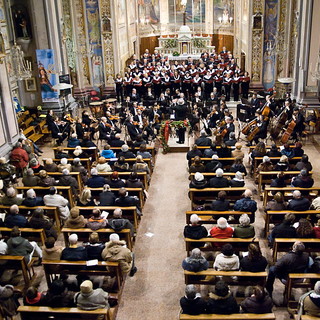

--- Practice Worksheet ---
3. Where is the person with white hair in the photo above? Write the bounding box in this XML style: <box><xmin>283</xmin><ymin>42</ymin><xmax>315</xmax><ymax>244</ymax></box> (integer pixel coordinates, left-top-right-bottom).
<box><xmin>182</xmin><ymin>248</ymin><xmax>209</xmax><ymax>280</ymax></box>
<box><xmin>99</xmin><ymin>184</ymin><xmax>116</xmax><ymax>206</ymax></box>
<box><xmin>266</xmin><ymin>241</ymin><xmax>311</xmax><ymax>296</ymax></box>
<box><xmin>233</xmin><ymin>189</ymin><xmax>257</xmax><ymax>215</ymax></box>
<box><xmin>287</xmin><ymin>190</ymin><xmax>311</xmax><ymax>211</ymax></box>
<box><xmin>209</xmin><ymin>168</ymin><xmax>229</xmax><ymax>188</ymax></box>
<box><xmin>22</xmin><ymin>188</ymin><xmax>44</xmax><ymax>207</ymax></box>
<box><xmin>184</xmin><ymin>214</ymin><xmax>208</xmax><ymax>241</ymax></box>
<box><xmin>101</xmin><ymin>233</ymin><xmax>137</xmax><ymax>276</ymax></box>
<box><xmin>189</xmin><ymin>172</ymin><xmax>208</xmax><ymax>189</ymax></box>
<box><xmin>225</xmin><ymin>132</ymin><xmax>237</xmax><ymax>146</ymax></box>
<box><xmin>43</xmin><ymin>187</ymin><xmax>70</xmax><ymax>220</ymax></box>
<box><xmin>195</xmin><ymin>130</ymin><xmax>212</xmax><ymax>146</ymax></box>
<box><xmin>109</xmin><ymin>133</ymin><xmax>125</xmax><ymax>147</ymax></box>
<box><xmin>67</xmin><ymin>133</ymin><xmax>81</xmax><ymax>148</ymax></box>
<box><xmin>180</xmin><ymin>284</ymin><xmax>207</xmax><ymax>315</ymax></box>
<box><xmin>204</xmin><ymin>154</ymin><xmax>223</xmax><ymax>173</ymax></box>
<box><xmin>233</xmin><ymin>214</ymin><xmax>255</xmax><ymax>238</ymax></box>
<box><xmin>297</xmin><ymin>281</ymin><xmax>320</xmax><ymax>317</ymax></box>
<box><xmin>117</xmin><ymin>144</ymin><xmax>136</xmax><ymax>159</ymax></box>
<box><xmin>229</xmin><ymin>171</ymin><xmax>245</xmax><ymax>187</ymax></box>
<box><xmin>4</xmin><ymin>204</ymin><xmax>28</xmax><ymax>228</ymax></box>
<box><xmin>57</xmin><ymin>158</ymin><xmax>71</xmax><ymax>173</ymax></box>
<box><xmin>0</xmin><ymin>187</ymin><xmax>24</xmax><ymax>206</ymax></box>
<box><xmin>210</xmin><ymin>217</ymin><xmax>233</xmax><ymax>238</ymax></box>
<box><xmin>86</xmin><ymin>168</ymin><xmax>107</xmax><ymax>188</ymax></box>
<box><xmin>107</xmin><ymin>208</ymin><xmax>134</xmax><ymax>236</ymax></box>
<box><xmin>22</xmin><ymin>168</ymin><xmax>40</xmax><ymax>187</ymax></box>
<box><xmin>61</xmin><ymin>233</ymin><xmax>87</xmax><ymax>261</ymax></box>
<box><xmin>256</xmin><ymin>155</ymin><xmax>274</xmax><ymax>176</ymax></box>
<box><xmin>291</xmin><ymin>169</ymin><xmax>314</xmax><ymax>188</ymax></box>
<box><xmin>58</xmin><ymin>168</ymin><xmax>79</xmax><ymax>194</ymax></box>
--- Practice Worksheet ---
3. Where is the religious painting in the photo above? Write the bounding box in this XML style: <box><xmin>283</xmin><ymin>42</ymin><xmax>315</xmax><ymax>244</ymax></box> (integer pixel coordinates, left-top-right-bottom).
<box><xmin>85</xmin><ymin>0</ymin><xmax>104</xmax><ymax>89</ymax></box>
<box><xmin>138</xmin><ymin>0</ymin><xmax>160</xmax><ymax>24</ymax></box>
<box><xmin>36</xmin><ymin>49</ymin><xmax>59</xmax><ymax>102</ymax></box>
<box><xmin>169</xmin><ymin>0</ymin><xmax>205</xmax><ymax>24</ymax></box>
<box><xmin>11</xmin><ymin>4</ymin><xmax>32</xmax><ymax>39</ymax></box>
<box><xmin>25</xmin><ymin>77</ymin><xmax>37</xmax><ymax>92</ymax></box>
<box><xmin>253</xmin><ymin>13</ymin><xmax>263</xmax><ymax>30</ymax></box>
<box><xmin>262</xmin><ymin>0</ymin><xmax>278</xmax><ymax>90</ymax></box>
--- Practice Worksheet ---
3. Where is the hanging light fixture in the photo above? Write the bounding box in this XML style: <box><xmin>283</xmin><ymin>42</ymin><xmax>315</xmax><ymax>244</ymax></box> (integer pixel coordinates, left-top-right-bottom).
<box><xmin>218</xmin><ymin>0</ymin><xmax>233</xmax><ymax>25</ymax></box>
<box><xmin>10</xmin><ymin>42</ymin><xmax>32</xmax><ymax>80</ymax></box>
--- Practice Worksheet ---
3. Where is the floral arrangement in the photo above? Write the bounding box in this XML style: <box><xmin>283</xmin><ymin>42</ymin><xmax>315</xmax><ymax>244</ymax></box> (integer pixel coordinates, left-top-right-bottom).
<box><xmin>164</xmin><ymin>39</ymin><xmax>177</xmax><ymax>49</ymax></box>
<box><xmin>159</xmin><ymin>120</ymin><xmax>190</xmax><ymax>154</ymax></box>
<box><xmin>173</xmin><ymin>51</ymin><xmax>180</xmax><ymax>56</ymax></box>
<box><xmin>192</xmin><ymin>38</ymin><xmax>206</xmax><ymax>48</ymax></box>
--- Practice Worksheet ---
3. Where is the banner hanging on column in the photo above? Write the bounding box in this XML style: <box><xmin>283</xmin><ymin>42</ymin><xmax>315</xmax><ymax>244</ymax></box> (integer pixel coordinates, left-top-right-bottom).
<box><xmin>36</xmin><ymin>49</ymin><xmax>59</xmax><ymax>102</ymax></box>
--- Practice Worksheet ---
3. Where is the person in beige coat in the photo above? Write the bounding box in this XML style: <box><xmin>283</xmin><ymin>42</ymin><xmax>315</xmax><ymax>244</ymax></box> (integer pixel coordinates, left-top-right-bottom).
<box><xmin>231</xmin><ymin>142</ymin><xmax>244</xmax><ymax>159</ymax></box>
<box><xmin>101</xmin><ymin>233</ymin><xmax>137</xmax><ymax>276</ymax></box>
<box><xmin>42</xmin><ymin>237</ymin><xmax>63</xmax><ymax>260</ymax></box>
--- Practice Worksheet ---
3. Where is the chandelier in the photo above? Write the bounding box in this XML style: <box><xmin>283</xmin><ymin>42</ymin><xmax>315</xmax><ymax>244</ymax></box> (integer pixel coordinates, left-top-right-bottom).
<box><xmin>10</xmin><ymin>42</ymin><xmax>32</xmax><ymax>80</ymax></box>
<box><xmin>218</xmin><ymin>8</ymin><xmax>233</xmax><ymax>24</ymax></box>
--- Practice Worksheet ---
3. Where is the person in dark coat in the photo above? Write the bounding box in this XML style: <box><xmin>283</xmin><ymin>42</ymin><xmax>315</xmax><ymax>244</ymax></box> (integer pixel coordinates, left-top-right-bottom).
<box><xmin>172</xmin><ymin>98</ymin><xmax>188</xmax><ymax>143</ymax></box>
<box><xmin>22</xmin><ymin>188</ymin><xmax>44</xmax><ymax>207</ymax></box>
<box><xmin>240</xmin><ymin>243</ymin><xmax>268</xmax><ymax>272</ymax></box>
<box><xmin>211</xmin><ymin>191</ymin><xmax>230</xmax><ymax>211</ymax></box>
<box><xmin>58</xmin><ymin>169</ymin><xmax>79</xmax><ymax>194</ymax></box>
<box><xmin>195</xmin><ymin>130</ymin><xmax>212</xmax><ymax>146</ymax></box>
<box><xmin>291</xmin><ymin>169</ymin><xmax>314</xmax><ymax>188</ymax></box>
<box><xmin>107</xmin><ymin>208</ymin><xmax>134</xmax><ymax>236</ymax></box>
<box><xmin>241</xmin><ymin>286</ymin><xmax>273</xmax><ymax>314</ymax></box>
<box><xmin>105</xmin><ymin>171</ymin><xmax>126</xmax><ymax>188</ymax></box>
<box><xmin>233</xmin><ymin>189</ymin><xmax>257</xmax><ymax>214</ymax></box>
<box><xmin>115</xmin><ymin>187</ymin><xmax>140</xmax><ymax>209</ymax></box>
<box><xmin>267</xmin><ymin>144</ymin><xmax>282</xmax><ymax>157</ymax></box>
<box><xmin>206</xmin><ymin>281</ymin><xmax>239</xmax><ymax>314</ymax></box>
<box><xmin>269</xmin><ymin>213</ymin><xmax>297</xmax><ymax>246</ymax></box>
<box><xmin>209</xmin><ymin>168</ymin><xmax>229</xmax><ymax>188</ymax></box>
<box><xmin>287</xmin><ymin>190</ymin><xmax>311</xmax><ymax>211</ymax></box>
<box><xmin>182</xmin><ymin>248</ymin><xmax>209</xmax><ymax>281</ymax></box>
<box><xmin>109</xmin><ymin>134</ymin><xmax>125</xmax><ymax>147</ymax></box>
<box><xmin>295</xmin><ymin>154</ymin><xmax>313</xmax><ymax>172</ymax></box>
<box><xmin>229</xmin><ymin>171</ymin><xmax>245</xmax><ymax>187</ymax></box>
<box><xmin>4</xmin><ymin>205</ymin><xmax>28</xmax><ymax>228</ymax></box>
<box><xmin>28</xmin><ymin>208</ymin><xmax>57</xmax><ymax>239</ymax></box>
<box><xmin>229</xmin><ymin>157</ymin><xmax>247</xmax><ymax>176</ymax></box>
<box><xmin>45</xmin><ymin>278</ymin><xmax>75</xmax><ymax>308</ymax></box>
<box><xmin>189</xmin><ymin>172</ymin><xmax>208</xmax><ymax>189</ymax></box>
<box><xmin>22</xmin><ymin>168</ymin><xmax>40</xmax><ymax>187</ymax></box>
<box><xmin>204</xmin><ymin>154</ymin><xmax>223</xmax><ymax>172</ymax></box>
<box><xmin>125</xmin><ymin>172</ymin><xmax>144</xmax><ymax>189</ymax></box>
<box><xmin>292</xmin><ymin>142</ymin><xmax>304</xmax><ymax>157</ymax></box>
<box><xmin>266</xmin><ymin>241</ymin><xmax>310</xmax><ymax>296</ymax></box>
<box><xmin>270</xmin><ymin>172</ymin><xmax>287</xmax><ymax>190</ymax></box>
<box><xmin>86</xmin><ymin>168</ymin><xmax>107</xmax><ymax>188</ymax></box>
<box><xmin>61</xmin><ymin>233</ymin><xmax>87</xmax><ymax>261</ymax></box>
<box><xmin>83</xmin><ymin>232</ymin><xmax>105</xmax><ymax>261</ymax></box>
<box><xmin>117</xmin><ymin>144</ymin><xmax>136</xmax><ymax>159</ymax></box>
<box><xmin>99</xmin><ymin>184</ymin><xmax>116</xmax><ymax>206</ymax></box>
<box><xmin>184</xmin><ymin>214</ymin><xmax>208</xmax><ymax>240</ymax></box>
<box><xmin>180</xmin><ymin>284</ymin><xmax>207</xmax><ymax>315</ymax></box>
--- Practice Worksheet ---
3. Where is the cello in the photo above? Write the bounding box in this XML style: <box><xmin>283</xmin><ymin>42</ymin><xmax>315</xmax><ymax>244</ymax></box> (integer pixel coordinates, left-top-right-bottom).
<box><xmin>270</xmin><ymin>108</ymin><xmax>288</xmax><ymax>140</ymax></box>
<box><xmin>280</xmin><ymin>120</ymin><xmax>296</xmax><ymax>144</ymax></box>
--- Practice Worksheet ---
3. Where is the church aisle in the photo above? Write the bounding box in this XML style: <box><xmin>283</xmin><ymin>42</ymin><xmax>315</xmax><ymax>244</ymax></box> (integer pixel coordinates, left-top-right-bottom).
<box><xmin>116</xmin><ymin>152</ymin><xmax>188</xmax><ymax>320</ymax></box>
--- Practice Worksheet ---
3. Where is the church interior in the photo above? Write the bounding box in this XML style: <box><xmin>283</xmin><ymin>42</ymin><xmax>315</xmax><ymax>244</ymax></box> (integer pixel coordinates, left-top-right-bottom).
<box><xmin>0</xmin><ymin>0</ymin><xmax>319</xmax><ymax>319</ymax></box>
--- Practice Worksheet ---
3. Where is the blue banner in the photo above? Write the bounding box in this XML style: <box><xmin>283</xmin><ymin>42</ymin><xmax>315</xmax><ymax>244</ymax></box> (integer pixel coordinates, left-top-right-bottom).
<box><xmin>36</xmin><ymin>49</ymin><xmax>59</xmax><ymax>102</ymax></box>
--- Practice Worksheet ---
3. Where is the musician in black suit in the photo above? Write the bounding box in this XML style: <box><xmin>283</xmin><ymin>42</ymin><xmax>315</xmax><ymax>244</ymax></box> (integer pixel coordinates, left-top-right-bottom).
<box><xmin>130</xmin><ymin>88</ymin><xmax>140</xmax><ymax>102</ymax></box>
<box><xmin>126</xmin><ymin>118</ymin><xmax>142</xmax><ymax>141</ymax></box>
<box><xmin>51</xmin><ymin>118</ymin><xmax>68</xmax><ymax>145</ymax></box>
<box><xmin>171</xmin><ymin>98</ymin><xmax>188</xmax><ymax>144</ymax></box>
<box><xmin>253</xmin><ymin>114</ymin><xmax>268</xmax><ymax>144</ymax></box>
<box><xmin>98</xmin><ymin>117</ymin><xmax>111</xmax><ymax>141</ymax></box>
<box><xmin>250</xmin><ymin>93</ymin><xmax>261</xmax><ymax>116</ymax></box>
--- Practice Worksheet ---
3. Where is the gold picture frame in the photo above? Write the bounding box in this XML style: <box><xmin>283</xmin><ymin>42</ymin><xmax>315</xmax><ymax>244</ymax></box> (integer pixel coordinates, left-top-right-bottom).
<box><xmin>25</xmin><ymin>77</ymin><xmax>37</xmax><ymax>92</ymax></box>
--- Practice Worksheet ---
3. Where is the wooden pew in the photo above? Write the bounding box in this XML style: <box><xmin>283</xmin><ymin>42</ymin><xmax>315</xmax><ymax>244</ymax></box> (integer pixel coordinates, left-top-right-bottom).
<box><xmin>0</xmin><ymin>255</ymin><xmax>36</xmax><ymax>289</ymax></box>
<box><xmin>53</xmin><ymin>147</ymin><xmax>99</xmax><ymax>161</ymax></box>
<box><xmin>286</xmin><ymin>273</ymin><xmax>320</xmax><ymax>306</ymax></box>
<box><xmin>185</xmin><ymin>237</ymin><xmax>258</xmax><ymax>254</ymax></box>
<box><xmin>179</xmin><ymin>313</ymin><xmax>276</xmax><ymax>320</ymax></box>
<box><xmin>248</xmin><ymin>145</ymin><xmax>294</xmax><ymax>153</ymax></box>
<box><xmin>189</xmin><ymin>187</ymin><xmax>247</xmax><ymax>209</ymax></box>
<box><xmin>191</xmin><ymin>157</ymin><xmax>236</xmax><ymax>170</ymax></box>
<box><xmin>0</xmin><ymin>205</ymin><xmax>61</xmax><ymax>231</ymax></box>
<box><xmin>0</xmin><ymin>227</ymin><xmax>46</xmax><ymax>245</ymax></box>
<box><xmin>42</xmin><ymin>260</ymin><xmax>123</xmax><ymax>292</ymax></box>
<box><xmin>106</xmin><ymin>158</ymin><xmax>152</xmax><ymax>173</ymax></box>
<box><xmin>265</xmin><ymin>210</ymin><xmax>320</xmax><ymax>234</ymax></box>
<box><xmin>34</xmin><ymin>171</ymin><xmax>83</xmax><ymax>192</ymax></box>
<box><xmin>23</xmin><ymin>126</ymin><xmax>44</xmax><ymax>144</ymax></box>
<box><xmin>87</xmin><ymin>187</ymin><xmax>144</xmax><ymax>209</ymax></box>
<box><xmin>98</xmin><ymin>171</ymin><xmax>148</xmax><ymax>190</ymax></box>
<box><xmin>189</xmin><ymin>172</ymin><xmax>237</xmax><ymax>181</ymax></box>
<box><xmin>109</xmin><ymin>146</ymin><xmax>156</xmax><ymax>159</ymax></box>
<box><xmin>184</xmin><ymin>270</ymin><xmax>267</xmax><ymax>286</ymax></box>
<box><xmin>257</xmin><ymin>171</ymin><xmax>312</xmax><ymax>195</ymax></box>
<box><xmin>51</xmin><ymin>158</ymin><xmax>91</xmax><ymax>172</ymax></box>
<box><xmin>78</xmin><ymin>206</ymin><xmax>139</xmax><ymax>230</ymax></box>
<box><xmin>186</xmin><ymin>211</ymin><xmax>251</xmax><ymax>224</ymax></box>
<box><xmin>272</xmin><ymin>238</ymin><xmax>320</xmax><ymax>262</ymax></box>
<box><xmin>16</xmin><ymin>186</ymin><xmax>75</xmax><ymax>208</ymax></box>
<box><xmin>61</xmin><ymin>227</ymin><xmax>133</xmax><ymax>250</ymax></box>
<box><xmin>263</xmin><ymin>187</ymin><xmax>320</xmax><ymax>207</ymax></box>
<box><xmin>18</xmin><ymin>306</ymin><xmax>111</xmax><ymax>320</ymax></box>
<box><xmin>253</xmin><ymin>157</ymin><xmax>302</xmax><ymax>174</ymax></box>
<box><xmin>17</xmin><ymin>110</ymin><xmax>30</xmax><ymax>126</ymax></box>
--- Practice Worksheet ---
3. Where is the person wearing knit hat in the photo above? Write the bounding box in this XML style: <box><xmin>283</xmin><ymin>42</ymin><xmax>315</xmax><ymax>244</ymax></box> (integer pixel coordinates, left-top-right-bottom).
<box><xmin>297</xmin><ymin>281</ymin><xmax>320</xmax><ymax>317</ymax></box>
<box><xmin>266</xmin><ymin>240</ymin><xmax>310</xmax><ymax>297</ymax></box>
<box><xmin>75</xmin><ymin>280</ymin><xmax>110</xmax><ymax>310</ymax></box>
<box><xmin>189</xmin><ymin>172</ymin><xmax>208</xmax><ymax>189</ymax></box>
<box><xmin>61</xmin><ymin>233</ymin><xmax>87</xmax><ymax>261</ymax></box>
<box><xmin>210</xmin><ymin>217</ymin><xmax>234</xmax><ymax>238</ymax></box>
<box><xmin>102</xmin><ymin>233</ymin><xmax>137</xmax><ymax>276</ymax></box>
<box><xmin>57</xmin><ymin>157</ymin><xmax>71</xmax><ymax>173</ymax></box>
<box><xmin>64</xmin><ymin>206</ymin><xmax>87</xmax><ymax>229</ymax></box>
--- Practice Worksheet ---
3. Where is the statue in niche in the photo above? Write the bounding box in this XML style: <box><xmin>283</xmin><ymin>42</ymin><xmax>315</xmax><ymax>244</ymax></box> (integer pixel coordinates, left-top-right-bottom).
<box><xmin>11</xmin><ymin>5</ymin><xmax>32</xmax><ymax>39</ymax></box>
<box><xmin>102</xmin><ymin>16</ymin><xmax>111</xmax><ymax>33</ymax></box>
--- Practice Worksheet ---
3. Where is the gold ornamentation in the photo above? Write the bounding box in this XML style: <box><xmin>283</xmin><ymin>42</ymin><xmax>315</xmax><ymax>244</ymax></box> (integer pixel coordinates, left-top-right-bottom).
<box><xmin>276</xmin><ymin>0</ymin><xmax>288</xmax><ymax>76</ymax></box>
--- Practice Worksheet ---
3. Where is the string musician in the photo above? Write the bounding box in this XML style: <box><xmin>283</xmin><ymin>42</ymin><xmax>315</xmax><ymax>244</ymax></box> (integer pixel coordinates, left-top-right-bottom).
<box><xmin>51</xmin><ymin>116</ymin><xmax>69</xmax><ymax>145</ymax></box>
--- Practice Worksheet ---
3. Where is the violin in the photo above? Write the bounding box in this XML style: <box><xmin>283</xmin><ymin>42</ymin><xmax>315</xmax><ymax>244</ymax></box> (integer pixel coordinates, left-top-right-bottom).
<box><xmin>108</xmin><ymin>115</ymin><xmax>120</xmax><ymax>121</ymax></box>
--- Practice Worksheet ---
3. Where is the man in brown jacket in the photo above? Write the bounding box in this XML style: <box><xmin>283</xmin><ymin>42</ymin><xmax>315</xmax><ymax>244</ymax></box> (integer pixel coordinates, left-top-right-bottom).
<box><xmin>42</xmin><ymin>237</ymin><xmax>63</xmax><ymax>260</ymax></box>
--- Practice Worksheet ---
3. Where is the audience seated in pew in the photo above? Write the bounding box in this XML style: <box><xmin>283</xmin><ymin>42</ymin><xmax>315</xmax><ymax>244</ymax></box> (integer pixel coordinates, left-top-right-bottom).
<box><xmin>0</xmin><ymin>187</ymin><xmax>24</xmax><ymax>205</ymax></box>
<box><xmin>72</xmin><ymin>146</ymin><xmax>90</xmax><ymax>159</ymax></box>
<box><xmin>132</xmin><ymin>156</ymin><xmax>150</xmax><ymax>182</ymax></box>
<box><xmin>240</xmin><ymin>243</ymin><xmax>268</xmax><ymax>272</ymax></box>
<box><xmin>281</xmin><ymin>143</ymin><xmax>295</xmax><ymax>159</ymax></box>
<box><xmin>24</xmin><ymin>286</ymin><xmax>46</xmax><ymax>307</ymax></box>
<box><xmin>233</xmin><ymin>189</ymin><xmax>257</xmax><ymax>214</ymax></box>
<box><xmin>71</xmin><ymin>158</ymin><xmax>88</xmax><ymax>183</ymax></box>
<box><xmin>117</xmin><ymin>144</ymin><xmax>135</xmax><ymax>159</ymax></box>
<box><xmin>28</xmin><ymin>208</ymin><xmax>57</xmax><ymax>239</ymax></box>
<box><xmin>107</xmin><ymin>208</ymin><xmax>134</xmax><ymax>236</ymax></box>
<box><xmin>187</xmin><ymin>145</ymin><xmax>203</xmax><ymax>164</ymax></box>
<box><xmin>86</xmin><ymin>209</ymin><xmax>108</xmax><ymax>230</ymax></box>
<box><xmin>57</xmin><ymin>158</ymin><xmax>71</xmax><ymax>173</ymax></box>
<box><xmin>184</xmin><ymin>214</ymin><xmax>208</xmax><ymax>243</ymax></box>
<box><xmin>0</xmin><ymin>284</ymin><xmax>21</xmax><ymax>317</ymax></box>
<box><xmin>126</xmin><ymin>172</ymin><xmax>144</xmax><ymax>189</ymax></box>
<box><xmin>22</xmin><ymin>188</ymin><xmax>44</xmax><ymax>206</ymax></box>
<box><xmin>38</xmin><ymin>170</ymin><xmax>56</xmax><ymax>187</ymax></box>
<box><xmin>43</xmin><ymin>186</ymin><xmax>70</xmax><ymax>221</ymax></box>
<box><xmin>232</xmin><ymin>142</ymin><xmax>244</xmax><ymax>159</ymax></box>
<box><xmin>195</xmin><ymin>130</ymin><xmax>212</xmax><ymax>147</ymax></box>
<box><xmin>100</xmin><ymin>144</ymin><xmax>115</xmax><ymax>159</ymax></box>
<box><xmin>78</xmin><ymin>188</ymin><xmax>95</xmax><ymax>207</ymax></box>
<box><xmin>61</xmin><ymin>233</ymin><xmax>87</xmax><ymax>261</ymax></box>
<box><xmin>22</xmin><ymin>168</ymin><xmax>40</xmax><ymax>187</ymax></box>
<box><xmin>96</xmin><ymin>157</ymin><xmax>112</xmax><ymax>173</ymax></box>
<box><xmin>44</xmin><ymin>278</ymin><xmax>75</xmax><ymax>308</ymax></box>
<box><xmin>44</xmin><ymin>158</ymin><xmax>59</xmax><ymax>171</ymax></box>
<box><xmin>109</xmin><ymin>133</ymin><xmax>125</xmax><ymax>147</ymax></box>
<box><xmin>67</xmin><ymin>133</ymin><xmax>81</xmax><ymax>148</ymax></box>
<box><xmin>230</xmin><ymin>157</ymin><xmax>247</xmax><ymax>176</ymax></box>
<box><xmin>105</xmin><ymin>171</ymin><xmax>126</xmax><ymax>188</ymax></box>
<box><xmin>189</xmin><ymin>156</ymin><xmax>205</xmax><ymax>174</ymax></box>
<box><xmin>274</xmin><ymin>155</ymin><xmax>289</xmax><ymax>171</ymax></box>
<box><xmin>210</xmin><ymin>217</ymin><xmax>233</xmax><ymax>238</ymax></box>
<box><xmin>86</xmin><ymin>168</ymin><xmax>107</xmax><ymax>188</ymax></box>
<box><xmin>189</xmin><ymin>172</ymin><xmax>208</xmax><ymax>189</ymax></box>
<box><xmin>295</xmin><ymin>218</ymin><xmax>315</xmax><ymax>238</ymax></box>
<box><xmin>4</xmin><ymin>204</ymin><xmax>28</xmax><ymax>228</ymax></box>
<box><xmin>291</xmin><ymin>169</ymin><xmax>314</xmax><ymax>188</ymax></box>
<box><xmin>182</xmin><ymin>248</ymin><xmax>209</xmax><ymax>281</ymax></box>
<box><xmin>233</xmin><ymin>214</ymin><xmax>255</xmax><ymax>238</ymax></box>
<box><xmin>99</xmin><ymin>184</ymin><xmax>116</xmax><ymax>206</ymax></box>
<box><xmin>229</xmin><ymin>171</ymin><xmax>245</xmax><ymax>187</ymax></box>
<box><xmin>295</xmin><ymin>154</ymin><xmax>313</xmax><ymax>171</ymax></box>
<box><xmin>83</xmin><ymin>232</ymin><xmax>105</xmax><ymax>261</ymax></box>
<box><xmin>205</xmin><ymin>155</ymin><xmax>223</xmax><ymax>172</ymax></box>
<box><xmin>265</xmin><ymin>192</ymin><xmax>287</xmax><ymax>212</ymax></box>
<box><xmin>270</xmin><ymin>173</ymin><xmax>287</xmax><ymax>191</ymax></box>
<box><xmin>287</xmin><ymin>190</ymin><xmax>311</xmax><ymax>211</ymax></box>
<box><xmin>213</xmin><ymin>244</ymin><xmax>239</xmax><ymax>271</ymax></box>
<box><xmin>29</xmin><ymin>158</ymin><xmax>44</xmax><ymax>174</ymax></box>
<box><xmin>180</xmin><ymin>284</ymin><xmax>207</xmax><ymax>315</ymax></box>
<box><xmin>209</xmin><ymin>169</ymin><xmax>229</xmax><ymax>188</ymax></box>
<box><xmin>211</xmin><ymin>191</ymin><xmax>230</xmax><ymax>211</ymax></box>
<box><xmin>217</xmin><ymin>143</ymin><xmax>232</xmax><ymax>158</ymax></box>
<box><xmin>137</xmin><ymin>144</ymin><xmax>152</xmax><ymax>160</ymax></box>
<box><xmin>114</xmin><ymin>156</ymin><xmax>130</xmax><ymax>172</ymax></box>
<box><xmin>42</xmin><ymin>237</ymin><xmax>63</xmax><ymax>260</ymax></box>
<box><xmin>267</xmin><ymin>144</ymin><xmax>282</xmax><ymax>158</ymax></box>
<box><xmin>313</xmin><ymin>219</ymin><xmax>320</xmax><ymax>238</ymax></box>
<box><xmin>64</xmin><ymin>207</ymin><xmax>87</xmax><ymax>229</ymax></box>
<box><xmin>297</xmin><ymin>281</ymin><xmax>320</xmax><ymax>317</ymax></box>
<box><xmin>115</xmin><ymin>188</ymin><xmax>140</xmax><ymax>212</ymax></box>
<box><xmin>255</xmin><ymin>156</ymin><xmax>274</xmax><ymax>178</ymax></box>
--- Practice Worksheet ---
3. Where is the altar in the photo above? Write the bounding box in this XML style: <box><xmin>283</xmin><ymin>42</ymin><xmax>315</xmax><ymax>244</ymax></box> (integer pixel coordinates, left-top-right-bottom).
<box><xmin>155</xmin><ymin>25</ymin><xmax>214</xmax><ymax>57</ymax></box>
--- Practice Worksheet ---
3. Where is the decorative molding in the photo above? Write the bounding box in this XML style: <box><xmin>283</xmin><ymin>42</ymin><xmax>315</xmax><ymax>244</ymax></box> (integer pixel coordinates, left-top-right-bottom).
<box><xmin>251</xmin><ymin>0</ymin><xmax>264</xmax><ymax>83</ymax></box>
<box><xmin>289</xmin><ymin>0</ymin><xmax>297</xmax><ymax>77</ymax></box>
<box><xmin>276</xmin><ymin>0</ymin><xmax>288</xmax><ymax>77</ymax></box>
<box><xmin>100</xmin><ymin>0</ymin><xmax>114</xmax><ymax>83</ymax></box>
